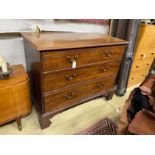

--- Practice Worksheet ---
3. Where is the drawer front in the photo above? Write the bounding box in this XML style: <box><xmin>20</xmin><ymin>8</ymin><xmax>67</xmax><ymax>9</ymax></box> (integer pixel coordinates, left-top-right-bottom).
<box><xmin>44</xmin><ymin>76</ymin><xmax>115</xmax><ymax>113</ymax></box>
<box><xmin>42</xmin><ymin>45</ymin><xmax>126</xmax><ymax>72</ymax></box>
<box><xmin>131</xmin><ymin>58</ymin><xmax>154</xmax><ymax>72</ymax></box>
<box><xmin>42</xmin><ymin>60</ymin><xmax>121</xmax><ymax>92</ymax></box>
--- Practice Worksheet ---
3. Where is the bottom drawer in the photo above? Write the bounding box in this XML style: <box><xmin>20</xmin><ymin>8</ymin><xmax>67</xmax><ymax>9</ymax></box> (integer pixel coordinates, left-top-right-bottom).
<box><xmin>44</xmin><ymin>76</ymin><xmax>116</xmax><ymax>113</ymax></box>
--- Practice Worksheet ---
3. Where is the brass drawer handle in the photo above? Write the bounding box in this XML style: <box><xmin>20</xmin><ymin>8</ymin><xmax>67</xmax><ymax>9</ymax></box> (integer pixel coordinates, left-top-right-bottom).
<box><xmin>105</xmin><ymin>51</ymin><xmax>112</xmax><ymax>57</ymax></box>
<box><xmin>65</xmin><ymin>73</ymin><xmax>76</xmax><ymax>80</ymax></box>
<box><xmin>67</xmin><ymin>54</ymin><xmax>79</xmax><ymax>63</ymax></box>
<box><xmin>64</xmin><ymin>92</ymin><xmax>75</xmax><ymax>99</ymax></box>
<box><xmin>96</xmin><ymin>83</ymin><xmax>105</xmax><ymax>88</ymax></box>
<box><xmin>101</xmin><ymin>66</ymin><xmax>109</xmax><ymax>72</ymax></box>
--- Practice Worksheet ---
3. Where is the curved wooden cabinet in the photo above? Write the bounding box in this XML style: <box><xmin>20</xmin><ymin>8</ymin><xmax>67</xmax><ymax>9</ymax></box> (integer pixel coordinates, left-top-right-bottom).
<box><xmin>22</xmin><ymin>32</ymin><xmax>128</xmax><ymax>129</ymax></box>
<box><xmin>0</xmin><ymin>65</ymin><xmax>32</xmax><ymax>130</ymax></box>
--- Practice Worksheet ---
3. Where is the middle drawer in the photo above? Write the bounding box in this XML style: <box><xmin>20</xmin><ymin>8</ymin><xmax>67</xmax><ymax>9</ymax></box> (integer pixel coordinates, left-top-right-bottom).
<box><xmin>42</xmin><ymin>60</ymin><xmax>121</xmax><ymax>92</ymax></box>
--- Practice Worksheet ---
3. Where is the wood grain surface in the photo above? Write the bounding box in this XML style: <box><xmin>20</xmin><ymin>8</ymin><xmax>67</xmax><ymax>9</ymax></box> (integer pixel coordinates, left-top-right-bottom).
<box><xmin>128</xmin><ymin>24</ymin><xmax>155</xmax><ymax>87</ymax></box>
<box><xmin>22</xmin><ymin>32</ymin><xmax>128</xmax><ymax>51</ymax></box>
<box><xmin>0</xmin><ymin>65</ymin><xmax>32</xmax><ymax>129</ymax></box>
<box><xmin>42</xmin><ymin>60</ymin><xmax>121</xmax><ymax>92</ymax></box>
<box><xmin>44</xmin><ymin>76</ymin><xmax>116</xmax><ymax>113</ymax></box>
<box><xmin>42</xmin><ymin>45</ymin><xmax>126</xmax><ymax>72</ymax></box>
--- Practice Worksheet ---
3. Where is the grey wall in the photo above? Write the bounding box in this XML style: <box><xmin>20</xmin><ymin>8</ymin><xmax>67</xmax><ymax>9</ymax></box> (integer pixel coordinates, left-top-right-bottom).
<box><xmin>0</xmin><ymin>36</ymin><xmax>26</xmax><ymax>68</ymax></box>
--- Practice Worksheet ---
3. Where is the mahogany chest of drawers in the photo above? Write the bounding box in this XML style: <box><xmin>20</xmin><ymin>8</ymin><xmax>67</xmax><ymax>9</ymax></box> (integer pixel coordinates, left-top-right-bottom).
<box><xmin>22</xmin><ymin>32</ymin><xmax>128</xmax><ymax>129</ymax></box>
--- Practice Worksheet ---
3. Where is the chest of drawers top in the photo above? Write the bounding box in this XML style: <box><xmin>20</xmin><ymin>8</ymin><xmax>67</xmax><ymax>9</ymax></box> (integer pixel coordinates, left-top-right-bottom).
<box><xmin>22</xmin><ymin>32</ymin><xmax>128</xmax><ymax>51</ymax></box>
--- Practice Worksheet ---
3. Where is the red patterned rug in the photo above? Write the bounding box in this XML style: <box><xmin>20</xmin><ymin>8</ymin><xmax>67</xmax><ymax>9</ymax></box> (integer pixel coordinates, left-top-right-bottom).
<box><xmin>77</xmin><ymin>118</ymin><xmax>117</xmax><ymax>135</ymax></box>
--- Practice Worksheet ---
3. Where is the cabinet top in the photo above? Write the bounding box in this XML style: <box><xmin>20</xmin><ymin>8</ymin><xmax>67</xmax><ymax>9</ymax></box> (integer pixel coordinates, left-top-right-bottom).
<box><xmin>22</xmin><ymin>32</ymin><xmax>128</xmax><ymax>51</ymax></box>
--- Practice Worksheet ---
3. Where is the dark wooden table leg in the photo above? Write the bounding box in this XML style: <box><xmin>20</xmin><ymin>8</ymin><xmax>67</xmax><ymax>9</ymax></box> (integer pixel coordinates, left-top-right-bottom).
<box><xmin>39</xmin><ymin>114</ymin><xmax>51</xmax><ymax>130</ymax></box>
<box><xmin>105</xmin><ymin>91</ymin><xmax>114</xmax><ymax>101</ymax></box>
<box><xmin>16</xmin><ymin>117</ymin><xmax>22</xmax><ymax>131</ymax></box>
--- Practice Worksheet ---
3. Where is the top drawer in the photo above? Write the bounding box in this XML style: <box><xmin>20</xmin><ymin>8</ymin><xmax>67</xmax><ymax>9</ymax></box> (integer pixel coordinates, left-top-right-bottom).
<box><xmin>41</xmin><ymin>45</ymin><xmax>126</xmax><ymax>72</ymax></box>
